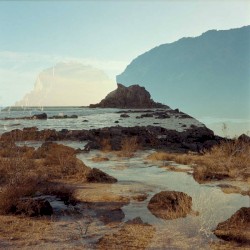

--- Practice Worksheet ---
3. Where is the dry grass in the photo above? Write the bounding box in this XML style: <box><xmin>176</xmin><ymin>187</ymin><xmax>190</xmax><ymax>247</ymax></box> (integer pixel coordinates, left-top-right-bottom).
<box><xmin>97</xmin><ymin>218</ymin><xmax>156</xmax><ymax>250</ymax></box>
<box><xmin>117</xmin><ymin>137</ymin><xmax>140</xmax><ymax>157</ymax></box>
<box><xmin>0</xmin><ymin>142</ymin><xmax>89</xmax><ymax>215</ymax></box>
<box><xmin>147</xmin><ymin>139</ymin><xmax>250</xmax><ymax>183</ymax></box>
<box><xmin>100</xmin><ymin>138</ymin><xmax>112</xmax><ymax>152</ymax></box>
<box><xmin>92</xmin><ymin>156</ymin><xmax>109</xmax><ymax>162</ymax></box>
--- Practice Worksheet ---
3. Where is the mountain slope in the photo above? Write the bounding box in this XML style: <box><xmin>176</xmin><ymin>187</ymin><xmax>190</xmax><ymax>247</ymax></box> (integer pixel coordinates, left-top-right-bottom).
<box><xmin>117</xmin><ymin>26</ymin><xmax>250</xmax><ymax>119</ymax></box>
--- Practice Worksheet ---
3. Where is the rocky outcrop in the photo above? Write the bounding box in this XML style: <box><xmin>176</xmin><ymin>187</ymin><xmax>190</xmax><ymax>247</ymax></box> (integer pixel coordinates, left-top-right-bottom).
<box><xmin>2</xmin><ymin>113</ymin><xmax>48</xmax><ymax>120</ymax></box>
<box><xmin>89</xmin><ymin>83</ymin><xmax>167</xmax><ymax>109</ymax></box>
<box><xmin>214</xmin><ymin>207</ymin><xmax>250</xmax><ymax>244</ymax></box>
<box><xmin>147</xmin><ymin>191</ymin><xmax>192</xmax><ymax>220</ymax></box>
<box><xmin>86</xmin><ymin>168</ymin><xmax>117</xmax><ymax>183</ymax></box>
<box><xmin>238</xmin><ymin>134</ymin><xmax>250</xmax><ymax>143</ymax></box>
<box><xmin>0</xmin><ymin>125</ymin><xmax>220</xmax><ymax>153</ymax></box>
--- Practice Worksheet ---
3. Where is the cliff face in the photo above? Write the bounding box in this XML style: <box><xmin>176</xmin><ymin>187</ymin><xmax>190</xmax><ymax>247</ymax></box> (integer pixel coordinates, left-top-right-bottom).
<box><xmin>89</xmin><ymin>83</ymin><xmax>167</xmax><ymax>109</ymax></box>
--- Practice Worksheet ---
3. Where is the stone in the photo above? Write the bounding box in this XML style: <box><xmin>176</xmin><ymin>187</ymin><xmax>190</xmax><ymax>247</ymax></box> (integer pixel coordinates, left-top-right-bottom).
<box><xmin>147</xmin><ymin>191</ymin><xmax>192</xmax><ymax>219</ymax></box>
<box><xmin>214</xmin><ymin>207</ymin><xmax>250</xmax><ymax>244</ymax></box>
<box><xmin>31</xmin><ymin>113</ymin><xmax>47</xmax><ymax>120</ymax></box>
<box><xmin>86</xmin><ymin>168</ymin><xmax>117</xmax><ymax>183</ymax></box>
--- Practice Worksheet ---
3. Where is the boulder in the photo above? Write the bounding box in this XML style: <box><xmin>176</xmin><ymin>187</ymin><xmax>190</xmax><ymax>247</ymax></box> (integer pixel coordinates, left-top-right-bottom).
<box><xmin>147</xmin><ymin>191</ymin><xmax>192</xmax><ymax>219</ymax></box>
<box><xmin>214</xmin><ymin>207</ymin><xmax>250</xmax><ymax>244</ymax></box>
<box><xmin>120</xmin><ymin>114</ymin><xmax>130</xmax><ymax>118</ymax></box>
<box><xmin>238</xmin><ymin>134</ymin><xmax>250</xmax><ymax>143</ymax></box>
<box><xmin>86</xmin><ymin>168</ymin><xmax>117</xmax><ymax>183</ymax></box>
<box><xmin>31</xmin><ymin>113</ymin><xmax>47</xmax><ymax>120</ymax></box>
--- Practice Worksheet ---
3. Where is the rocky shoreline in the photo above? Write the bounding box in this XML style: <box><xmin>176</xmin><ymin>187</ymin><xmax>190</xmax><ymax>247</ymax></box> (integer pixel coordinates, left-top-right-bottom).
<box><xmin>0</xmin><ymin>124</ymin><xmax>221</xmax><ymax>153</ymax></box>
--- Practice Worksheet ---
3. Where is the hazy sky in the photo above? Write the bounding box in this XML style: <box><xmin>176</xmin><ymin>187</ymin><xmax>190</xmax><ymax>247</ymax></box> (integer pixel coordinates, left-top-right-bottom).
<box><xmin>0</xmin><ymin>0</ymin><xmax>250</xmax><ymax>106</ymax></box>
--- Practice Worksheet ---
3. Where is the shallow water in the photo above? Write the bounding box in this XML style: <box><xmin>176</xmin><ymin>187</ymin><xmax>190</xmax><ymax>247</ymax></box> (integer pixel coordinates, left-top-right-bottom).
<box><xmin>77</xmin><ymin>149</ymin><xmax>249</xmax><ymax>248</ymax></box>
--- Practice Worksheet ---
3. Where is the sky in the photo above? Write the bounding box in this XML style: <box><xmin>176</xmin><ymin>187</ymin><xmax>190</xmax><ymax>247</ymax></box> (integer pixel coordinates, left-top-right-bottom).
<box><xmin>0</xmin><ymin>0</ymin><xmax>250</xmax><ymax>107</ymax></box>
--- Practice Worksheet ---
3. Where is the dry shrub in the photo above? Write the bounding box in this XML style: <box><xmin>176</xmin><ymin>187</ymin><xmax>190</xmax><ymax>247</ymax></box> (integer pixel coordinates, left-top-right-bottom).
<box><xmin>34</xmin><ymin>142</ymin><xmax>89</xmax><ymax>179</ymax></box>
<box><xmin>147</xmin><ymin>151</ymin><xmax>196</xmax><ymax>165</ymax></box>
<box><xmin>0</xmin><ymin>175</ymin><xmax>41</xmax><ymax>214</ymax></box>
<box><xmin>147</xmin><ymin>139</ymin><xmax>250</xmax><ymax>182</ymax></box>
<box><xmin>42</xmin><ymin>183</ymin><xmax>77</xmax><ymax>205</ymax></box>
<box><xmin>118</xmin><ymin>137</ymin><xmax>140</xmax><ymax>157</ymax></box>
<box><xmin>100</xmin><ymin>138</ymin><xmax>112</xmax><ymax>152</ymax></box>
<box><xmin>0</xmin><ymin>142</ymin><xmax>89</xmax><ymax>215</ymax></box>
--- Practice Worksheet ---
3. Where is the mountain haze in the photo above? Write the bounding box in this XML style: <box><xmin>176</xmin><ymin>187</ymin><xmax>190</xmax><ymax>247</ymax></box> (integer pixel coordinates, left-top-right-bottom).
<box><xmin>16</xmin><ymin>62</ymin><xmax>116</xmax><ymax>106</ymax></box>
<box><xmin>117</xmin><ymin>26</ymin><xmax>250</xmax><ymax>120</ymax></box>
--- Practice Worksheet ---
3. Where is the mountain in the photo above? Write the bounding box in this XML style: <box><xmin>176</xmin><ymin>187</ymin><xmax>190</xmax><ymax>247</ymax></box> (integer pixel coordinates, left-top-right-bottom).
<box><xmin>117</xmin><ymin>26</ymin><xmax>250</xmax><ymax>119</ymax></box>
<box><xmin>89</xmin><ymin>83</ymin><xmax>167</xmax><ymax>108</ymax></box>
<box><xmin>16</xmin><ymin>62</ymin><xmax>116</xmax><ymax>106</ymax></box>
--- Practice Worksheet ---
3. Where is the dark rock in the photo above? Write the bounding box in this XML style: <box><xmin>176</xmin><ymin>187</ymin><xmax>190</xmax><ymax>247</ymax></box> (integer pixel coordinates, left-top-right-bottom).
<box><xmin>31</xmin><ymin>113</ymin><xmax>47</xmax><ymax>120</ymax></box>
<box><xmin>86</xmin><ymin>168</ymin><xmax>117</xmax><ymax>183</ymax></box>
<box><xmin>83</xmin><ymin>119</ymin><xmax>89</xmax><ymax>122</ymax></box>
<box><xmin>49</xmin><ymin>115</ymin><xmax>78</xmax><ymax>119</ymax></box>
<box><xmin>114</xmin><ymin>121</ymin><xmax>119</xmax><ymax>123</ymax></box>
<box><xmin>11</xmin><ymin>199</ymin><xmax>53</xmax><ymax>217</ymax></box>
<box><xmin>238</xmin><ymin>134</ymin><xmax>250</xmax><ymax>143</ymax></box>
<box><xmin>1</xmin><ymin>125</ymin><xmax>221</xmax><ymax>153</ymax></box>
<box><xmin>214</xmin><ymin>207</ymin><xmax>250</xmax><ymax>244</ymax></box>
<box><xmin>147</xmin><ymin>191</ymin><xmax>192</xmax><ymax>220</ymax></box>
<box><xmin>120</xmin><ymin>114</ymin><xmax>130</xmax><ymax>118</ymax></box>
<box><xmin>89</xmin><ymin>83</ymin><xmax>167</xmax><ymax>109</ymax></box>
<box><xmin>141</xmin><ymin>113</ymin><xmax>154</xmax><ymax>118</ymax></box>
<box><xmin>126</xmin><ymin>217</ymin><xmax>144</xmax><ymax>225</ymax></box>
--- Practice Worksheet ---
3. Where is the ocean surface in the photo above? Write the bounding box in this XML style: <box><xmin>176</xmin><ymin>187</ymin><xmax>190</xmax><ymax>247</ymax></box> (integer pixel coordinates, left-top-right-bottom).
<box><xmin>0</xmin><ymin>106</ymin><xmax>203</xmax><ymax>135</ymax></box>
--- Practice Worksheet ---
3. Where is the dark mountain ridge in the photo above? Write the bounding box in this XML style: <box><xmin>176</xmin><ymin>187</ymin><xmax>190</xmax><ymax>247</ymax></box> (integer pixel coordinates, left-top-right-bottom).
<box><xmin>117</xmin><ymin>26</ymin><xmax>250</xmax><ymax>119</ymax></box>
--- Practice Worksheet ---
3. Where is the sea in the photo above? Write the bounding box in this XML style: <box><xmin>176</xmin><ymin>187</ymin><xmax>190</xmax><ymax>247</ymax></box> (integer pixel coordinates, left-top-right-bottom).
<box><xmin>0</xmin><ymin>106</ymin><xmax>203</xmax><ymax>135</ymax></box>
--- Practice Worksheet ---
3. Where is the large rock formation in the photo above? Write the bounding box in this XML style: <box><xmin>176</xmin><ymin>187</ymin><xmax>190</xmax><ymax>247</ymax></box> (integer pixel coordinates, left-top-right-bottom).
<box><xmin>89</xmin><ymin>83</ymin><xmax>167</xmax><ymax>109</ymax></box>
<box><xmin>117</xmin><ymin>26</ymin><xmax>250</xmax><ymax>120</ymax></box>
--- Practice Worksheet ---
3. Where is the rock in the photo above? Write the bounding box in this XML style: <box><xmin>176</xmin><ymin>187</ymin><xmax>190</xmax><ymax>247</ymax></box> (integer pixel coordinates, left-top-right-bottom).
<box><xmin>31</xmin><ymin>113</ymin><xmax>47</xmax><ymax>120</ymax></box>
<box><xmin>83</xmin><ymin>119</ymin><xmax>89</xmax><ymax>122</ymax></box>
<box><xmin>147</xmin><ymin>191</ymin><xmax>192</xmax><ymax>219</ymax></box>
<box><xmin>86</xmin><ymin>168</ymin><xmax>117</xmax><ymax>183</ymax></box>
<box><xmin>238</xmin><ymin>134</ymin><xmax>250</xmax><ymax>143</ymax></box>
<box><xmin>120</xmin><ymin>114</ymin><xmax>130</xmax><ymax>118</ymax></box>
<box><xmin>214</xmin><ymin>207</ymin><xmax>250</xmax><ymax>244</ymax></box>
<box><xmin>141</xmin><ymin>113</ymin><xmax>154</xmax><ymax>118</ymax></box>
<box><xmin>126</xmin><ymin>217</ymin><xmax>144</xmax><ymax>225</ymax></box>
<box><xmin>11</xmin><ymin>199</ymin><xmax>53</xmax><ymax>217</ymax></box>
<box><xmin>49</xmin><ymin>115</ymin><xmax>78</xmax><ymax>119</ymax></box>
<box><xmin>89</xmin><ymin>83</ymin><xmax>167</xmax><ymax>109</ymax></box>
<box><xmin>114</xmin><ymin>121</ymin><xmax>119</xmax><ymax>123</ymax></box>
<box><xmin>1</xmin><ymin>125</ymin><xmax>220</xmax><ymax>153</ymax></box>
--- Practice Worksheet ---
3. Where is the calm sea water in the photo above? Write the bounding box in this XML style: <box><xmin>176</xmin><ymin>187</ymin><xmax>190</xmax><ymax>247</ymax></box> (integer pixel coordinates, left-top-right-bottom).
<box><xmin>0</xmin><ymin>106</ymin><xmax>203</xmax><ymax>134</ymax></box>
